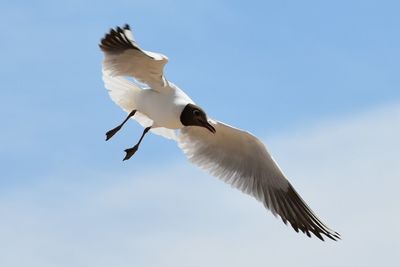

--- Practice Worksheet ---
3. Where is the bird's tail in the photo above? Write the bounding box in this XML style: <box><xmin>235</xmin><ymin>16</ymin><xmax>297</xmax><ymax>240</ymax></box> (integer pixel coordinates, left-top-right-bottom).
<box><xmin>102</xmin><ymin>68</ymin><xmax>177</xmax><ymax>140</ymax></box>
<box><xmin>102</xmin><ymin>68</ymin><xmax>141</xmax><ymax>112</ymax></box>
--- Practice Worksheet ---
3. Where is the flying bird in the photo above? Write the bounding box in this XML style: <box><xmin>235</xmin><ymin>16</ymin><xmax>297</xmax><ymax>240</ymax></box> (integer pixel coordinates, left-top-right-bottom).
<box><xmin>99</xmin><ymin>24</ymin><xmax>340</xmax><ymax>241</ymax></box>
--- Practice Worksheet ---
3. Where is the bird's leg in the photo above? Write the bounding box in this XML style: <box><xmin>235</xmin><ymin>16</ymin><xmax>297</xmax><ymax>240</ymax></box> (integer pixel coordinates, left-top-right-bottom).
<box><xmin>105</xmin><ymin>110</ymin><xmax>137</xmax><ymax>141</ymax></box>
<box><xmin>123</xmin><ymin>126</ymin><xmax>152</xmax><ymax>161</ymax></box>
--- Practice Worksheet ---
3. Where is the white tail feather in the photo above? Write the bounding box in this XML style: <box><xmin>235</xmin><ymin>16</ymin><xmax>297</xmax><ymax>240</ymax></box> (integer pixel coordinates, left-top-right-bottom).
<box><xmin>102</xmin><ymin>69</ymin><xmax>177</xmax><ymax>140</ymax></box>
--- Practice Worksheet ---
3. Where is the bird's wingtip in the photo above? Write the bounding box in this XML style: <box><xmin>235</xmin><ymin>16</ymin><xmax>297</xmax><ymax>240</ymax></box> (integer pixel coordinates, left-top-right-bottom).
<box><xmin>99</xmin><ymin>24</ymin><xmax>138</xmax><ymax>53</ymax></box>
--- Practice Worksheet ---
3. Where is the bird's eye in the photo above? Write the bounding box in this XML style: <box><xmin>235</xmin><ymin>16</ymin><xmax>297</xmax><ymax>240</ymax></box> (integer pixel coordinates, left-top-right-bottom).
<box><xmin>193</xmin><ymin>110</ymin><xmax>201</xmax><ymax>116</ymax></box>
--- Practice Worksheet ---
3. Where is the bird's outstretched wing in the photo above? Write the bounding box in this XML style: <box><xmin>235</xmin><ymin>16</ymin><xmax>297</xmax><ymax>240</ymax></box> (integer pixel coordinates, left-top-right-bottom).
<box><xmin>100</xmin><ymin>24</ymin><xmax>169</xmax><ymax>92</ymax></box>
<box><xmin>178</xmin><ymin>120</ymin><xmax>340</xmax><ymax>241</ymax></box>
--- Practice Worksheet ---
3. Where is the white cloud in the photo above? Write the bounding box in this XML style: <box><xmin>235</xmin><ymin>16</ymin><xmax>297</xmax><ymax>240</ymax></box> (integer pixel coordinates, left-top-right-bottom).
<box><xmin>1</xmin><ymin>103</ymin><xmax>399</xmax><ymax>267</ymax></box>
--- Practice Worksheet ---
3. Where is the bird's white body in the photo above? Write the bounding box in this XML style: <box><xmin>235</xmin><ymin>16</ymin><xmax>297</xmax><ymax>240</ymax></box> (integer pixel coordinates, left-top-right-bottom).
<box><xmin>99</xmin><ymin>25</ymin><xmax>340</xmax><ymax>241</ymax></box>
<box><xmin>136</xmin><ymin>83</ymin><xmax>194</xmax><ymax>129</ymax></box>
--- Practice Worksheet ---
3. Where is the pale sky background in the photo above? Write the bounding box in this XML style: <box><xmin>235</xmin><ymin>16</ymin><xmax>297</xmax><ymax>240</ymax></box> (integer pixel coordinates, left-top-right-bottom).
<box><xmin>1</xmin><ymin>0</ymin><xmax>399</xmax><ymax>266</ymax></box>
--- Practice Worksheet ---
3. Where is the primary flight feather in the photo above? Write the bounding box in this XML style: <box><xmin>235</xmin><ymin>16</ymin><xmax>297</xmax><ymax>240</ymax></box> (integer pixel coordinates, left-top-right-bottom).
<box><xmin>99</xmin><ymin>24</ymin><xmax>340</xmax><ymax>241</ymax></box>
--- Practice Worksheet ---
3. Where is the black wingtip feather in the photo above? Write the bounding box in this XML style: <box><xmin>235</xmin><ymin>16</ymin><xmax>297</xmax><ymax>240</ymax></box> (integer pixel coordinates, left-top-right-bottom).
<box><xmin>269</xmin><ymin>184</ymin><xmax>341</xmax><ymax>241</ymax></box>
<box><xmin>99</xmin><ymin>24</ymin><xmax>138</xmax><ymax>53</ymax></box>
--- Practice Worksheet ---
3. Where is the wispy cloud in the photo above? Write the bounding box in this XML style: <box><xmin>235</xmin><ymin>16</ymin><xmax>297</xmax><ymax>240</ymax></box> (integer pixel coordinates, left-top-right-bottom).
<box><xmin>1</xmin><ymin>103</ymin><xmax>399</xmax><ymax>267</ymax></box>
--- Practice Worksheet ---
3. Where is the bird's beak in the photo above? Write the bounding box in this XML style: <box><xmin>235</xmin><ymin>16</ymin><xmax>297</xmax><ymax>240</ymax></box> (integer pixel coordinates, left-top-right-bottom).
<box><xmin>201</xmin><ymin>120</ymin><xmax>216</xmax><ymax>134</ymax></box>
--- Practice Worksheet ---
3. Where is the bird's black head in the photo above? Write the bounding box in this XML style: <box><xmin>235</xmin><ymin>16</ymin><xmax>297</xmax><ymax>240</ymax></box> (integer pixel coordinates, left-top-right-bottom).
<box><xmin>180</xmin><ymin>104</ymin><xmax>216</xmax><ymax>133</ymax></box>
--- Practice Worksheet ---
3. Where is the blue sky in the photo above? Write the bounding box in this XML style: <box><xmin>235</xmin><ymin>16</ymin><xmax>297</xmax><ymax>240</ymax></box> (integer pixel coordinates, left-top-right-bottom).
<box><xmin>1</xmin><ymin>0</ymin><xmax>399</xmax><ymax>266</ymax></box>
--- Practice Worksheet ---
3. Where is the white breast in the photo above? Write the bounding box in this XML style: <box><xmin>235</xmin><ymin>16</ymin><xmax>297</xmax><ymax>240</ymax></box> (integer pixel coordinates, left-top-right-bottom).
<box><xmin>137</xmin><ymin>84</ymin><xmax>194</xmax><ymax>129</ymax></box>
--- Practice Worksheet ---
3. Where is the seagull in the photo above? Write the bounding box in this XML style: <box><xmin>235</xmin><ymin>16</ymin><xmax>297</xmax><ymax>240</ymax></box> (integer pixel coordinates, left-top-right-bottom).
<box><xmin>99</xmin><ymin>24</ymin><xmax>340</xmax><ymax>241</ymax></box>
